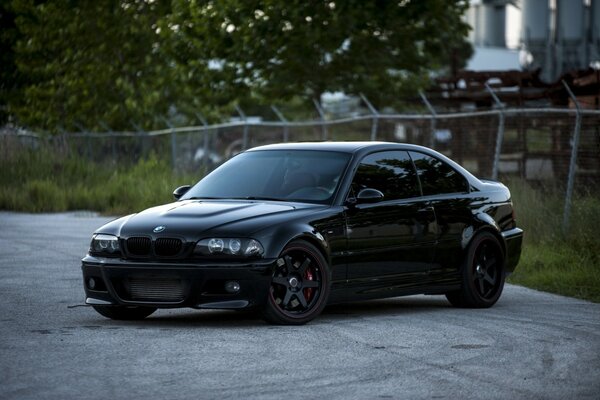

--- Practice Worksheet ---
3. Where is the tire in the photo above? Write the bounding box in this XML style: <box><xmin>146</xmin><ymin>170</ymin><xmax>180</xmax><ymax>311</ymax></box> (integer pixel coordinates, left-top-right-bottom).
<box><xmin>92</xmin><ymin>305</ymin><xmax>157</xmax><ymax>320</ymax></box>
<box><xmin>446</xmin><ymin>231</ymin><xmax>505</xmax><ymax>308</ymax></box>
<box><xmin>262</xmin><ymin>240</ymin><xmax>331</xmax><ymax>325</ymax></box>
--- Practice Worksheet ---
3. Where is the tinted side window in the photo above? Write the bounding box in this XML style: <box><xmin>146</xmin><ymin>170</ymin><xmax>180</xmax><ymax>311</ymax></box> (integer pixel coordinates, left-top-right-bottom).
<box><xmin>351</xmin><ymin>151</ymin><xmax>420</xmax><ymax>201</ymax></box>
<box><xmin>409</xmin><ymin>151</ymin><xmax>469</xmax><ymax>196</ymax></box>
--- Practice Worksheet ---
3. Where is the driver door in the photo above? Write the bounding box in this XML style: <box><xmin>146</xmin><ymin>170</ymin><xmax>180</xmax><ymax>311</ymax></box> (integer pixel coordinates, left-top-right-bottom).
<box><xmin>344</xmin><ymin>150</ymin><xmax>437</xmax><ymax>297</ymax></box>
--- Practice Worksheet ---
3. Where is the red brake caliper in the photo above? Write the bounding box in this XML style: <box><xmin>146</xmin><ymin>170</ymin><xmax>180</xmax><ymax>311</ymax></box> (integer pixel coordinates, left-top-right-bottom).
<box><xmin>304</xmin><ymin>267</ymin><xmax>314</xmax><ymax>302</ymax></box>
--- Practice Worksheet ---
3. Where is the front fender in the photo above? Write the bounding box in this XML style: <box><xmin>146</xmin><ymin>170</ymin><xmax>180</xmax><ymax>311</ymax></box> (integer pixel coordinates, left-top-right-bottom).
<box><xmin>258</xmin><ymin>222</ymin><xmax>331</xmax><ymax>262</ymax></box>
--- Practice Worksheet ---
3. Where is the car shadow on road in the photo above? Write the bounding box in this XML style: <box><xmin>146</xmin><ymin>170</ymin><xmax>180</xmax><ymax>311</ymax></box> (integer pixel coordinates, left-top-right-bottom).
<box><xmin>79</xmin><ymin>295</ymin><xmax>454</xmax><ymax>328</ymax></box>
<box><xmin>323</xmin><ymin>295</ymin><xmax>452</xmax><ymax>319</ymax></box>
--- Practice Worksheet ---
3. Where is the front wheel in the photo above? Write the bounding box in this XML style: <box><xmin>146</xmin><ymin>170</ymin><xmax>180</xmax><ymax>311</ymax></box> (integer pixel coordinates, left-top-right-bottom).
<box><xmin>446</xmin><ymin>231</ymin><xmax>505</xmax><ymax>308</ymax></box>
<box><xmin>92</xmin><ymin>305</ymin><xmax>157</xmax><ymax>320</ymax></box>
<box><xmin>262</xmin><ymin>240</ymin><xmax>331</xmax><ymax>325</ymax></box>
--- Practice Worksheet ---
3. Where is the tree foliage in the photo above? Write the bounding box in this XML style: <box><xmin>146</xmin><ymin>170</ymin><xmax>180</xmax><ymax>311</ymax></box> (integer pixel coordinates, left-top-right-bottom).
<box><xmin>9</xmin><ymin>0</ymin><xmax>172</xmax><ymax>131</ymax></box>
<box><xmin>0</xmin><ymin>2</ymin><xmax>23</xmax><ymax>124</ymax></box>
<box><xmin>164</xmin><ymin>0</ymin><xmax>471</xmax><ymax>108</ymax></box>
<box><xmin>3</xmin><ymin>0</ymin><xmax>472</xmax><ymax>132</ymax></box>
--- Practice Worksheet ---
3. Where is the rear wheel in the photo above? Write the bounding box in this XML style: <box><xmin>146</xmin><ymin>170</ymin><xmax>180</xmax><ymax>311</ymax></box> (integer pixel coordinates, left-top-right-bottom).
<box><xmin>92</xmin><ymin>305</ymin><xmax>157</xmax><ymax>320</ymax></box>
<box><xmin>446</xmin><ymin>231</ymin><xmax>505</xmax><ymax>308</ymax></box>
<box><xmin>262</xmin><ymin>240</ymin><xmax>330</xmax><ymax>325</ymax></box>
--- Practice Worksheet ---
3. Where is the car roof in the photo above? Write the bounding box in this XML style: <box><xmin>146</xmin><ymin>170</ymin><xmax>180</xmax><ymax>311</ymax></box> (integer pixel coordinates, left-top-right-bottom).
<box><xmin>247</xmin><ymin>141</ymin><xmax>428</xmax><ymax>153</ymax></box>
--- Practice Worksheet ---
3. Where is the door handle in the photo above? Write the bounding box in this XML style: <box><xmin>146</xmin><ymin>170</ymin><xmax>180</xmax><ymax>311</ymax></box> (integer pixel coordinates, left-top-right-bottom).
<box><xmin>417</xmin><ymin>206</ymin><xmax>434</xmax><ymax>213</ymax></box>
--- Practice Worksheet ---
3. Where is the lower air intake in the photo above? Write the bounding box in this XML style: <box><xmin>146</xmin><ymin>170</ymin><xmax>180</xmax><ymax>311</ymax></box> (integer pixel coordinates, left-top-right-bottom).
<box><xmin>125</xmin><ymin>276</ymin><xmax>185</xmax><ymax>302</ymax></box>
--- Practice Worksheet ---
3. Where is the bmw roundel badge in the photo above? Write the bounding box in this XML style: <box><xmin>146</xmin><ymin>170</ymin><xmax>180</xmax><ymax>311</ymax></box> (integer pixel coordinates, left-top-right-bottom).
<box><xmin>153</xmin><ymin>225</ymin><xmax>166</xmax><ymax>233</ymax></box>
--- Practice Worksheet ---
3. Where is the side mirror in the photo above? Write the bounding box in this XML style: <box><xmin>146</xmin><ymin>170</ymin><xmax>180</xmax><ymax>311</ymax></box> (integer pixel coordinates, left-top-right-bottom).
<box><xmin>356</xmin><ymin>188</ymin><xmax>384</xmax><ymax>204</ymax></box>
<box><xmin>173</xmin><ymin>185</ymin><xmax>191</xmax><ymax>200</ymax></box>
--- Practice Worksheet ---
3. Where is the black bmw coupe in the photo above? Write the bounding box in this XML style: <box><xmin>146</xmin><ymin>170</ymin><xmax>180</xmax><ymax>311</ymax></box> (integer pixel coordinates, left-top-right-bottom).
<box><xmin>82</xmin><ymin>142</ymin><xmax>523</xmax><ymax>325</ymax></box>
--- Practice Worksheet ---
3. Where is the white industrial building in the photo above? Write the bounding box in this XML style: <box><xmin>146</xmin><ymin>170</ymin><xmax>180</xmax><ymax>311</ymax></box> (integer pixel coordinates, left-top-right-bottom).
<box><xmin>467</xmin><ymin>0</ymin><xmax>600</xmax><ymax>81</ymax></box>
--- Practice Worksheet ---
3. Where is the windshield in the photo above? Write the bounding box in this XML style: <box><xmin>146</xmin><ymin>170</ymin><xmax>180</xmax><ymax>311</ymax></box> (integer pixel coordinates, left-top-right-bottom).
<box><xmin>181</xmin><ymin>150</ymin><xmax>352</xmax><ymax>204</ymax></box>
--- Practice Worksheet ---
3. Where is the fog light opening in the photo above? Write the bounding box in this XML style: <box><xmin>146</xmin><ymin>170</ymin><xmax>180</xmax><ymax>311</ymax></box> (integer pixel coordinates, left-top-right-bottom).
<box><xmin>224</xmin><ymin>281</ymin><xmax>241</xmax><ymax>294</ymax></box>
<box><xmin>88</xmin><ymin>277</ymin><xmax>96</xmax><ymax>290</ymax></box>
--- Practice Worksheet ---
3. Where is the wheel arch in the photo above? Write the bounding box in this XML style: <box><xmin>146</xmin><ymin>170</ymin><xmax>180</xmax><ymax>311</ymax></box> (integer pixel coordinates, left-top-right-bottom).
<box><xmin>261</xmin><ymin>223</ymin><xmax>331</xmax><ymax>263</ymax></box>
<box><xmin>470</xmin><ymin>208</ymin><xmax>508</xmax><ymax>258</ymax></box>
<box><xmin>471</xmin><ymin>225</ymin><xmax>507</xmax><ymax>261</ymax></box>
<box><xmin>287</xmin><ymin>234</ymin><xmax>330</xmax><ymax>263</ymax></box>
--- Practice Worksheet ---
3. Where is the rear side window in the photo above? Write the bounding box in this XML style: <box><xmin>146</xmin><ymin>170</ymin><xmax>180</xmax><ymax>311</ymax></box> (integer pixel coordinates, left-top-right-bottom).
<box><xmin>351</xmin><ymin>151</ymin><xmax>420</xmax><ymax>201</ymax></box>
<box><xmin>409</xmin><ymin>151</ymin><xmax>469</xmax><ymax>196</ymax></box>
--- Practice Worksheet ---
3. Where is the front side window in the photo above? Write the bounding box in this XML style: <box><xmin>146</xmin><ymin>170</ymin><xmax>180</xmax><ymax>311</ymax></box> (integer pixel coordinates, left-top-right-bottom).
<box><xmin>350</xmin><ymin>151</ymin><xmax>420</xmax><ymax>201</ymax></box>
<box><xmin>409</xmin><ymin>152</ymin><xmax>469</xmax><ymax>196</ymax></box>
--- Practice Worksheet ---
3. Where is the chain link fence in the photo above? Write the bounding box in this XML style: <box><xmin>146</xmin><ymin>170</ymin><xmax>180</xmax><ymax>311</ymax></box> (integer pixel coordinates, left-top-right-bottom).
<box><xmin>2</xmin><ymin>103</ymin><xmax>599</xmax><ymax>233</ymax></box>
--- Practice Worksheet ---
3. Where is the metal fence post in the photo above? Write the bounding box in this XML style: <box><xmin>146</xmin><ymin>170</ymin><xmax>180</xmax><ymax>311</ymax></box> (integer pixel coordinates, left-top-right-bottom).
<box><xmin>271</xmin><ymin>105</ymin><xmax>289</xmax><ymax>142</ymax></box>
<box><xmin>57</xmin><ymin>126</ymin><xmax>68</xmax><ymax>158</ymax></box>
<box><xmin>484</xmin><ymin>83</ymin><xmax>505</xmax><ymax>181</ymax></box>
<box><xmin>312</xmin><ymin>99</ymin><xmax>328</xmax><ymax>140</ymax></box>
<box><xmin>99</xmin><ymin>121</ymin><xmax>116</xmax><ymax>164</ymax></box>
<box><xmin>419</xmin><ymin>91</ymin><xmax>437</xmax><ymax>148</ymax></box>
<box><xmin>162</xmin><ymin>117</ymin><xmax>177</xmax><ymax>171</ymax></box>
<box><xmin>195</xmin><ymin>113</ymin><xmax>210</xmax><ymax>171</ymax></box>
<box><xmin>360</xmin><ymin>93</ymin><xmax>379</xmax><ymax>141</ymax></box>
<box><xmin>74</xmin><ymin>122</ymin><xmax>92</xmax><ymax>160</ymax></box>
<box><xmin>235</xmin><ymin>105</ymin><xmax>249</xmax><ymax>150</ymax></box>
<box><xmin>131</xmin><ymin>122</ymin><xmax>148</xmax><ymax>161</ymax></box>
<box><xmin>561</xmin><ymin>80</ymin><xmax>582</xmax><ymax>234</ymax></box>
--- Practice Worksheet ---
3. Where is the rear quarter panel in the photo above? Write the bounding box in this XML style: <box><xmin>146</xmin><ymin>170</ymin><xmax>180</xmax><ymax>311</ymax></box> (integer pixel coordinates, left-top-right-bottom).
<box><xmin>431</xmin><ymin>182</ymin><xmax>520</xmax><ymax>278</ymax></box>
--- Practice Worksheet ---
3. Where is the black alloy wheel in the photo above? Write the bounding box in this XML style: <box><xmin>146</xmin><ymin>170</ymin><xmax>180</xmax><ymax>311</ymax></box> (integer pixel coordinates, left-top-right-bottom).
<box><xmin>262</xmin><ymin>240</ymin><xmax>330</xmax><ymax>325</ymax></box>
<box><xmin>92</xmin><ymin>305</ymin><xmax>157</xmax><ymax>320</ymax></box>
<box><xmin>446</xmin><ymin>231</ymin><xmax>505</xmax><ymax>308</ymax></box>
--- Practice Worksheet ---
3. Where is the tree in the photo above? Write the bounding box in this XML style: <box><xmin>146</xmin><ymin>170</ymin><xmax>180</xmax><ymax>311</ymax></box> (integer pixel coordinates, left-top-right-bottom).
<box><xmin>7</xmin><ymin>0</ymin><xmax>472</xmax><ymax>131</ymax></box>
<box><xmin>9</xmin><ymin>0</ymin><xmax>173</xmax><ymax>132</ymax></box>
<box><xmin>163</xmin><ymin>0</ymin><xmax>472</xmax><ymax>109</ymax></box>
<box><xmin>0</xmin><ymin>2</ymin><xmax>23</xmax><ymax>125</ymax></box>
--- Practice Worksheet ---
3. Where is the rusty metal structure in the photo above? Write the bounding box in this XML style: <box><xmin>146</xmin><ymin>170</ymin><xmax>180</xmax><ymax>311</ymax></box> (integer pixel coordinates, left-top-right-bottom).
<box><xmin>420</xmin><ymin>68</ymin><xmax>600</xmax><ymax>188</ymax></box>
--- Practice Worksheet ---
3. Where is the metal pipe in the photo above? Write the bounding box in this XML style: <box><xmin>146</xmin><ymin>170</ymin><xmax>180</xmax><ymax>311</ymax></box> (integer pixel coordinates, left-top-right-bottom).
<box><xmin>195</xmin><ymin>113</ymin><xmax>210</xmax><ymax>171</ymax></box>
<box><xmin>312</xmin><ymin>99</ymin><xmax>328</xmax><ymax>140</ymax></box>
<box><xmin>561</xmin><ymin>80</ymin><xmax>582</xmax><ymax>234</ymax></box>
<box><xmin>271</xmin><ymin>105</ymin><xmax>289</xmax><ymax>142</ymax></box>
<box><xmin>162</xmin><ymin>117</ymin><xmax>177</xmax><ymax>171</ymax></box>
<box><xmin>419</xmin><ymin>91</ymin><xmax>437</xmax><ymax>148</ymax></box>
<box><xmin>360</xmin><ymin>93</ymin><xmax>379</xmax><ymax>141</ymax></box>
<box><xmin>61</xmin><ymin>108</ymin><xmax>600</xmax><ymax>139</ymax></box>
<box><xmin>235</xmin><ymin>105</ymin><xmax>249</xmax><ymax>150</ymax></box>
<box><xmin>485</xmin><ymin>83</ymin><xmax>505</xmax><ymax>180</ymax></box>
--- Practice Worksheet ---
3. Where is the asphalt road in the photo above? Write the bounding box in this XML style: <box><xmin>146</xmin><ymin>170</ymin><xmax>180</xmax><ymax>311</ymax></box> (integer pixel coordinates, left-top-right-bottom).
<box><xmin>0</xmin><ymin>211</ymin><xmax>599</xmax><ymax>400</ymax></box>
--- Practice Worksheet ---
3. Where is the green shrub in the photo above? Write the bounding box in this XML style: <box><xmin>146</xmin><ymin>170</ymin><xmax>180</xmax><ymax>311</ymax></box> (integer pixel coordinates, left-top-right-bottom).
<box><xmin>24</xmin><ymin>180</ymin><xmax>68</xmax><ymax>212</ymax></box>
<box><xmin>509</xmin><ymin>243</ymin><xmax>600</xmax><ymax>303</ymax></box>
<box><xmin>505</xmin><ymin>177</ymin><xmax>600</xmax><ymax>302</ymax></box>
<box><xmin>0</xmin><ymin>149</ymin><xmax>198</xmax><ymax>215</ymax></box>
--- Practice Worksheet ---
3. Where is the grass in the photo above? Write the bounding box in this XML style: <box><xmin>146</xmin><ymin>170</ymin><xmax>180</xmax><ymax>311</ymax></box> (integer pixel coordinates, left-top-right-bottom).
<box><xmin>509</xmin><ymin>245</ymin><xmax>600</xmax><ymax>303</ymax></box>
<box><xmin>1</xmin><ymin>148</ymin><xmax>599</xmax><ymax>302</ymax></box>
<box><xmin>0</xmin><ymin>149</ymin><xmax>199</xmax><ymax>215</ymax></box>
<box><xmin>505</xmin><ymin>178</ymin><xmax>600</xmax><ymax>303</ymax></box>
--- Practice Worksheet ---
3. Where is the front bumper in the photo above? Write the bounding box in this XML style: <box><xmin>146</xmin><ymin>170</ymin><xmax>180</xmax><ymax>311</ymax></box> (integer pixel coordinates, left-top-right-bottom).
<box><xmin>81</xmin><ymin>255</ymin><xmax>276</xmax><ymax>309</ymax></box>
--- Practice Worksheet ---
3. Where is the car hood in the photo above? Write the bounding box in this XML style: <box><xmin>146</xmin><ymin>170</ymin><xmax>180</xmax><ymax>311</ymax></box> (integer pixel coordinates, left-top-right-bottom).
<box><xmin>116</xmin><ymin>200</ymin><xmax>313</xmax><ymax>238</ymax></box>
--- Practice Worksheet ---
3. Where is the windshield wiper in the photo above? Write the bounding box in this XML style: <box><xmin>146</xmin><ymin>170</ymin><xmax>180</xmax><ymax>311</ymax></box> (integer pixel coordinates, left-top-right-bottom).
<box><xmin>231</xmin><ymin>196</ymin><xmax>283</xmax><ymax>201</ymax></box>
<box><xmin>186</xmin><ymin>196</ymin><xmax>283</xmax><ymax>201</ymax></box>
<box><xmin>185</xmin><ymin>196</ymin><xmax>225</xmax><ymax>200</ymax></box>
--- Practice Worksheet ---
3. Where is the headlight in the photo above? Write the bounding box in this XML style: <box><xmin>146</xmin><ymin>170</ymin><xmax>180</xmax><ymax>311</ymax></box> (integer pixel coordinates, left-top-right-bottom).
<box><xmin>90</xmin><ymin>234</ymin><xmax>120</xmax><ymax>255</ymax></box>
<box><xmin>195</xmin><ymin>238</ymin><xmax>264</xmax><ymax>257</ymax></box>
